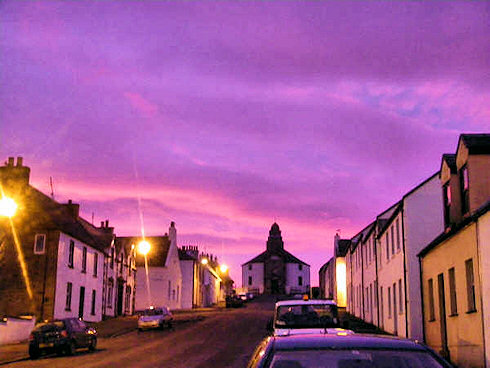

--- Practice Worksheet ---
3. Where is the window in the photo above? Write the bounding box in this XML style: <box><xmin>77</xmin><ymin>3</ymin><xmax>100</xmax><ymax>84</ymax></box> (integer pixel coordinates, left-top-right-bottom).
<box><xmin>65</xmin><ymin>282</ymin><xmax>73</xmax><ymax>311</ymax></box>
<box><xmin>465</xmin><ymin>258</ymin><xmax>476</xmax><ymax>312</ymax></box>
<box><xmin>248</xmin><ymin>276</ymin><xmax>252</xmax><ymax>285</ymax></box>
<box><xmin>298</xmin><ymin>264</ymin><xmax>303</xmax><ymax>271</ymax></box>
<box><xmin>391</xmin><ymin>227</ymin><xmax>395</xmax><ymax>255</ymax></box>
<box><xmin>398</xmin><ymin>279</ymin><xmax>403</xmax><ymax>314</ymax></box>
<box><xmin>396</xmin><ymin>219</ymin><xmax>401</xmax><ymax>252</ymax></box>
<box><xmin>91</xmin><ymin>290</ymin><xmax>96</xmax><ymax>315</ymax></box>
<box><xmin>68</xmin><ymin>240</ymin><xmax>74</xmax><ymax>268</ymax></box>
<box><xmin>443</xmin><ymin>183</ymin><xmax>451</xmax><ymax>227</ymax></box>
<box><xmin>110</xmin><ymin>248</ymin><xmax>114</xmax><ymax>269</ymax></box>
<box><xmin>82</xmin><ymin>247</ymin><xmax>87</xmax><ymax>273</ymax></box>
<box><xmin>168</xmin><ymin>280</ymin><xmax>171</xmax><ymax>299</ymax></box>
<box><xmin>298</xmin><ymin>276</ymin><xmax>303</xmax><ymax>286</ymax></box>
<box><xmin>449</xmin><ymin>267</ymin><xmax>457</xmax><ymax>315</ymax></box>
<box><xmin>34</xmin><ymin>234</ymin><xmax>46</xmax><ymax>254</ymax></box>
<box><xmin>370</xmin><ymin>284</ymin><xmax>373</xmax><ymax>318</ymax></box>
<box><xmin>385</xmin><ymin>235</ymin><xmax>389</xmax><ymax>261</ymax></box>
<box><xmin>428</xmin><ymin>279</ymin><xmax>435</xmax><ymax>321</ymax></box>
<box><xmin>248</xmin><ymin>264</ymin><xmax>252</xmax><ymax>270</ymax></box>
<box><xmin>393</xmin><ymin>283</ymin><xmax>397</xmax><ymax>319</ymax></box>
<box><xmin>107</xmin><ymin>279</ymin><xmax>113</xmax><ymax>308</ymax></box>
<box><xmin>177</xmin><ymin>285</ymin><xmax>179</xmax><ymax>302</ymax></box>
<box><xmin>93</xmin><ymin>253</ymin><xmax>98</xmax><ymax>277</ymax></box>
<box><xmin>125</xmin><ymin>286</ymin><xmax>132</xmax><ymax>313</ymax></box>
<box><xmin>460</xmin><ymin>166</ymin><xmax>469</xmax><ymax>215</ymax></box>
<box><xmin>388</xmin><ymin>287</ymin><xmax>392</xmax><ymax>318</ymax></box>
<box><xmin>380</xmin><ymin>286</ymin><xmax>384</xmax><ymax>325</ymax></box>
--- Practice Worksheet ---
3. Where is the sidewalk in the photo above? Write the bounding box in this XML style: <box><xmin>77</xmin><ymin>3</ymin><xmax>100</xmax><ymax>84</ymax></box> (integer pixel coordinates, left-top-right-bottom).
<box><xmin>0</xmin><ymin>308</ymin><xmax>217</xmax><ymax>365</ymax></box>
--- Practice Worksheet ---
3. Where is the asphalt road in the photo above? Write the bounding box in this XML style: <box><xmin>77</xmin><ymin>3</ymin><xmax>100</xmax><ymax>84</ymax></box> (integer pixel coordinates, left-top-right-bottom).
<box><xmin>7</xmin><ymin>298</ymin><xmax>275</xmax><ymax>368</ymax></box>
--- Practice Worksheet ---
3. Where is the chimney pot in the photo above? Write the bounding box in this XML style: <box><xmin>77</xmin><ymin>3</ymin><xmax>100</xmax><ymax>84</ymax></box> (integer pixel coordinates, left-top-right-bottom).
<box><xmin>101</xmin><ymin>221</ymin><xmax>105</xmax><ymax>228</ymax></box>
<box><xmin>68</xmin><ymin>199</ymin><xmax>72</xmax><ymax>204</ymax></box>
<box><xmin>7</xmin><ymin>157</ymin><xmax>14</xmax><ymax>166</ymax></box>
<box><xmin>16</xmin><ymin>157</ymin><xmax>23</xmax><ymax>167</ymax></box>
<box><xmin>105</xmin><ymin>220</ymin><xmax>109</xmax><ymax>227</ymax></box>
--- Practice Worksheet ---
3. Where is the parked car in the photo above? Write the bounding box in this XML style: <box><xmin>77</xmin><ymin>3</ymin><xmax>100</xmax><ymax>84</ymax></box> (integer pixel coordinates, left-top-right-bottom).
<box><xmin>271</xmin><ymin>299</ymin><xmax>353</xmax><ymax>336</ymax></box>
<box><xmin>247</xmin><ymin>333</ymin><xmax>455</xmax><ymax>368</ymax></box>
<box><xmin>28</xmin><ymin>318</ymin><xmax>97</xmax><ymax>359</ymax></box>
<box><xmin>238</xmin><ymin>293</ymin><xmax>248</xmax><ymax>301</ymax></box>
<box><xmin>138</xmin><ymin>306</ymin><xmax>173</xmax><ymax>331</ymax></box>
<box><xmin>226</xmin><ymin>295</ymin><xmax>244</xmax><ymax>308</ymax></box>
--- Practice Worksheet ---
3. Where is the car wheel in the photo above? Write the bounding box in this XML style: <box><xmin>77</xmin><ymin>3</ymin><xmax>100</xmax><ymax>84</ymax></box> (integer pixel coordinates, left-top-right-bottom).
<box><xmin>66</xmin><ymin>340</ymin><xmax>76</xmax><ymax>356</ymax></box>
<box><xmin>88</xmin><ymin>337</ymin><xmax>97</xmax><ymax>352</ymax></box>
<box><xmin>28</xmin><ymin>345</ymin><xmax>40</xmax><ymax>359</ymax></box>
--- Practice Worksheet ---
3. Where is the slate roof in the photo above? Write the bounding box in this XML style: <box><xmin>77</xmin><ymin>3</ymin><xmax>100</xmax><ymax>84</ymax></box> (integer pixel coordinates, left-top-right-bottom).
<box><xmin>418</xmin><ymin>201</ymin><xmax>490</xmax><ymax>258</ymax></box>
<box><xmin>460</xmin><ymin>134</ymin><xmax>490</xmax><ymax>154</ymax></box>
<box><xmin>242</xmin><ymin>248</ymin><xmax>309</xmax><ymax>266</ymax></box>
<box><xmin>336</xmin><ymin>239</ymin><xmax>351</xmax><ymax>257</ymax></box>
<box><xmin>14</xmin><ymin>186</ymin><xmax>113</xmax><ymax>252</ymax></box>
<box><xmin>441</xmin><ymin>153</ymin><xmax>457</xmax><ymax>174</ymax></box>
<box><xmin>116</xmin><ymin>235</ymin><xmax>171</xmax><ymax>267</ymax></box>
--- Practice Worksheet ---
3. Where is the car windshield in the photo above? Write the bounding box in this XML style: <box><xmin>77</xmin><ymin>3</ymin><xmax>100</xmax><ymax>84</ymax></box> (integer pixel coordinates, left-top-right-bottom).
<box><xmin>143</xmin><ymin>308</ymin><xmax>164</xmax><ymax>316</ymax></box>
<box><xmin>269</xmin><ymin>349</ymin><xmax>447</xmax><ymax>368</ymax></box>
<box><xmin>275</xmin><ymin>304</ymin><xmax>338</xmax><ymax>329</ymax></box>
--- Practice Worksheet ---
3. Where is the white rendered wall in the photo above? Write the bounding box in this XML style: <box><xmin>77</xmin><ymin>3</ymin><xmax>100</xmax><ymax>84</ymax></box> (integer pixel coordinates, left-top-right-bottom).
<box><xmin>403</xmin><ymin>175</ymin><xmax>444</xmax><ymax>341</ymax></box>
<box><xmin>285</xmin><ymin>263</ymin><xmax>310</xmax><ymax>294</ymax></box>
<box><xmin>180</xmin><ymin>260</ymin><xmax>194</xmax><ymax>309</ymax></box>
<box><xmin>0</xmin><ymin>317</ymin><xmax>36</xmax><ymax>345</ymax></box>
<box><xmin>362</xmin><ymin>235</ymin><xmax>377</xmax><ymax>325</ymax></box>
<box><xmin>351</xmin><ymin>245</ymin><xmax>363</xmax><ymax>318</ymax></box>
<box><xmin>54</xmin><ymin>233</ymin><xmax>104</xmax><ymax>322</ymax></box>
<box><xmin>477</xmin><ymin>211</ymin><xmax>490</xmax><ymax>368</ymax></box>
<box><xmin>242</xmin><ymin>263</ymin><xmax>264</xmax><ymax>293</ymax></box>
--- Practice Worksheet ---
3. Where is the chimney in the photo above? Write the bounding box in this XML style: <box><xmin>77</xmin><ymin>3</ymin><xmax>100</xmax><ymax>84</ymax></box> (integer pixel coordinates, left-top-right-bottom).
<box><xmin>101</xmin><ymin>221</ymin><xmax>105</xmax><ymax>228</ymax></box>
<box><xmin>0</xmin><ymin>156</ymin><xmax>31</xmax><ymax>187</ymax></box>
<box><xmin>105</xmin><ymin>220</ymin><xmax>109</xmax><ymax>228</ymax></box>
<box><xmin>64</xmin><ymin>200</ymin><xmax>80</xmax><ymax>218</ymax></box>
<box><xmin>169</xmin><ymin>221</ymin><xmax>177</xmax><ymax>247</ymax></box>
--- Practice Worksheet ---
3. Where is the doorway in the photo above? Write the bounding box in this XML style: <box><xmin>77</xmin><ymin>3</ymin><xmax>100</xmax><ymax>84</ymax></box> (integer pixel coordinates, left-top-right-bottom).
<box><xmin>78</xmin><ymin>286</ymin><xmax>85</xmax><ymax>319</ymax></box>
<box><xmin>438</xmin><ymin>273</ymin><xmax>449</xmax><ymax>359</ymax></box>
<box><xmin>117</xmin><ymin>280</ymin><xmax>124</xmax><ymax>316</ymax></box>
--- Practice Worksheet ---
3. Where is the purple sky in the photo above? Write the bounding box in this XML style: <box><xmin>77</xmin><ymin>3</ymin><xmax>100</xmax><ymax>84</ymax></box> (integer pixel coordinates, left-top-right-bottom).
<box><xmin>1</xmin><ymin>1</ymin><xmax>489</xmax><ymax>286</ymax></box>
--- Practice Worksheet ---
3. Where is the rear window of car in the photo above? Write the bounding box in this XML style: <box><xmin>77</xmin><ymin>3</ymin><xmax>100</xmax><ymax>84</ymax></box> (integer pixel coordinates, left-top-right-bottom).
<box><xmin>269</xmin><ymin>349</ymin><xmax>447</xmax><ymax>368</ymax></box>
<box><xmin>33</xmin><ymin>321</ymin><xmax>64</xmax><ymax>332</ymax></box>
<box><xmin>143</xmin><ymin>308</ymin><xmax>164</xmax><ymax>316</ymax></box>
<box><xmin>275</xmin><ymin>304</ymin><xmax>338</xmax><ymax>329</ymax></box>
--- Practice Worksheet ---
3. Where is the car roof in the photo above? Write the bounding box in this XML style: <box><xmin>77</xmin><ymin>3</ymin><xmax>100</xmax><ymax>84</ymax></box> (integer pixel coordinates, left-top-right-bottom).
<box><xmin>275</xmin><ymin>299</ymin><xmax>337</xmax><ymax>307</ymax></box>
<box><xmin>271</xmin><ymin>333</ymin><xmax>427</xmax><ymax>351</ymax></box>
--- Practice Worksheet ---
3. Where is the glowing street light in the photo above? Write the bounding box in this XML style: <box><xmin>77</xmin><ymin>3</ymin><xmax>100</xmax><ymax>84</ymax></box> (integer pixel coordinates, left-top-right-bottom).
<box><xmin>0</xmin><ymin>196</ymin><xmax>17</xmax><ymax>218</ymax></box>
<box><xmin>138</xmin><ymin>240</ymin><xmax>151</xmax><ymax>255</ymax></box>
<box><xmin>219</xmin><ymin>264</ymin><xmax>228</xmax><ymax>273</ymax></box>
<box><xmin>201</xmin><ymin>258</ymin><xmax>208</xmax><ymax>265</ymax></box>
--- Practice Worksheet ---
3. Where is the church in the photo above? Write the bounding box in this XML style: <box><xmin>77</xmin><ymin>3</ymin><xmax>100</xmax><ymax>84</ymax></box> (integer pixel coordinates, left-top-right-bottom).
<box><xmin>242</xmin><ymin>223</ymin><xmax>310</xmax><ymax>295</ymax></box>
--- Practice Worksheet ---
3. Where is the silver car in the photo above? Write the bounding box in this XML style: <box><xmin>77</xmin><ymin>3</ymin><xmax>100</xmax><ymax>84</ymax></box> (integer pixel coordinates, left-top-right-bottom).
<box><xmin>138</xmin><ymin>306</ymin><xmax>173</xmax><ymax>331</ymax></box>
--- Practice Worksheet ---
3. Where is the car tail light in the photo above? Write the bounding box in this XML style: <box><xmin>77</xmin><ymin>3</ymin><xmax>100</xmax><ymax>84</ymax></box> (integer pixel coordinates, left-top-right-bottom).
<box><xmin>60</xmin><ymin>330</ymin><xmax>68</xmax><ymax>338</ymax></box>
<box><xmin>28</xmin><ymin>334</ymin><xmax>34</xmax><ymax>341</ymax></box>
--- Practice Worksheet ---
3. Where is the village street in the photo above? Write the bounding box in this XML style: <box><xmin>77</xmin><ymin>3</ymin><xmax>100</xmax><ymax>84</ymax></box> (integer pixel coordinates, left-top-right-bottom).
<box><xmin>2</xmin><ymin>298</ymin><xmax>275</xmax><ymax>368</ymax></box>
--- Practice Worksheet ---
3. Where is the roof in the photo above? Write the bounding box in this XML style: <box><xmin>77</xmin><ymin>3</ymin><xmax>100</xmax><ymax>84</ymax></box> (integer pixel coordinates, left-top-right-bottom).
<box><xmin>275</xmin><ymin>299</ymin><xmax>337</xmax><ymax>307</ymax></box>
<box><xmin>459</xmin><ymin>133</ymin><xmax>490</xmax><ymax>154</ymax></box>
<box><xmin>319</xmin><ymin>257</ymin><xmax>334</xmax><ymax>273</ymax></box>
<box><xmin>178</xmin><ymin>248</ymin><xmax>196</xmax><ymax>261</ymax></box>
<box><xmin>116</xmin><ymin>235</ymin><xmax>171</xmax><ymax>267</ymax></box>
<box><xmin>441</xmin><ymin>153</ymin><xmax>457</xmax><ymax>174</ymax></box>
<box><xmin>418</xmin><ymin>200</ymin><xmax>490</xmax><ymax>258</ymax></box>
<box><xmin>13</xmin><ymin>186</ymin><xmax>113</xmax><ymax>252</ymax></box>
<box><xmin>271</xmin><ymin>333</ymin><xmax>429</xmax><ymax>351</ymax></box>
<box><xmin>242</xmin><ymin>249</ymin><xmax>309</xmax><ymax>266</ymax></box>
<box><xmin>336</xmin><ymin>239</ymin><xmax>350</xmax><ymax>257</ymax></box>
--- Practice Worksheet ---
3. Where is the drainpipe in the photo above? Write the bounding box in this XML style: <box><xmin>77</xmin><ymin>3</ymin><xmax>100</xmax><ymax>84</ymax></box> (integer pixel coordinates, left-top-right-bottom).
<box><xmin>418</xmin><ymin>255</ymin><xmax>426</xmax><ymax>343</ymax></box>
<box><xmin>401</xmin><ymin>204</ymin><xmax>409</xmax><ymax>338</ymax></box>
<box><xmin>374</xmin><ymin>232</ymin><xmax>380</xmax><ymax>329</ymax></box>
<box><xmin>475</xmin><ymin>220</ymin><xmax>487</xmax><ymax>368</ymax></box>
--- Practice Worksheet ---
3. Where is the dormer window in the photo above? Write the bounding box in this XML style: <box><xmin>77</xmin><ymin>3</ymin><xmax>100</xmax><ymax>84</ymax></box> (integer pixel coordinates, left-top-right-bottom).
<box><xmin>460</xmin><ymin>165</ymin><xmax>469</xmax><ymax>215</ymax></box>
<box><xmin>34</xmin><ymin>234</ymin><xmax>46</xmax><ymax>254</ymax></box>
<box><xmin>443</xmin><ymin>183</ymin><xmax>451</xmax><ymax>227</ymax></box>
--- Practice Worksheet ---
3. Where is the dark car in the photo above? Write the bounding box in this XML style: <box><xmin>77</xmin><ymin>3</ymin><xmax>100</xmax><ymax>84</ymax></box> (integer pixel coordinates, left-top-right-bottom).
<box><xmin>28</xmin><ymin>318</ymin><xmax>97</xmax><ymax>359</ymax></box>
<box><xmin>226</xmin><ymin>295</ymin><xmax>244</xmax><ymax>308</ymax></box>
<box><xmin>247</xmin><ymin>333</ymin><xmax>455</xmax><ymax>368</ymax></box>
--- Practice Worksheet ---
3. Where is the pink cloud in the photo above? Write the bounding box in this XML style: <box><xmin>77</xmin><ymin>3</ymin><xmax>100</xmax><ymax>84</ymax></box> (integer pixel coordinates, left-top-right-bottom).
<box><xmin>124</xmin><ymin>92</ymin><xmax>159</xmax><ymax>117</ymax></box>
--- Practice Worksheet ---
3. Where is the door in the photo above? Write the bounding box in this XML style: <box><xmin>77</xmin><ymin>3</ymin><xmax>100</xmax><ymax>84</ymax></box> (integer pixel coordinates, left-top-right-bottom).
<box><xmin>437</xmin><ymin>273</ymin><xmax>449</xmax><ymax>359</ymax></box>
<box><xmin>271</xmin><ymin>279</ymin><xmax>279</xmax><ymax>294</ymax></box>
<box><xmin>117</xmin><ymin>280</ymin><xmax>124</xmax><ymax>316</ymax></box>
<box><xmin>393</xmin><ymin>283</ymin><xmax>398</xmax><ymax>335</ymax></box>
<box><xmin>79</xmin><ymin>287</ymin><xmax>85</xmax><ymax>319</ymax></box>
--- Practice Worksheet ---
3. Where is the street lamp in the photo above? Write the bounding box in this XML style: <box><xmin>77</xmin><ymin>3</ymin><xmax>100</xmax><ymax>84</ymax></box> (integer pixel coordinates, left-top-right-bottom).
<box><xmin>0</xmin><ymin>196</ymin><xmax>17</xmax><ymax>218</ymax></box>
<box><xmin>201</xmin><ymin>258</ymin><xmax>208</xmax><ymax>265</ymax></box>
<box><xmin>138</xmin><ymin>240</ymin><xmax>151</xmax><ymax>256</ymax></box>
<box><xmin>219</xmin><ymin>264</ymin><xmax>228</xmax><ymax>273</ymax></box>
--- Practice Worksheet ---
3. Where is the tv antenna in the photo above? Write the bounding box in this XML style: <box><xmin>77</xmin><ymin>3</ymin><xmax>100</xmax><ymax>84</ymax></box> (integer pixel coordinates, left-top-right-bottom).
<box><xmin>49</xmin><ymin>177</ymin><xmax>55</xmax><ymax>200</ymax></box>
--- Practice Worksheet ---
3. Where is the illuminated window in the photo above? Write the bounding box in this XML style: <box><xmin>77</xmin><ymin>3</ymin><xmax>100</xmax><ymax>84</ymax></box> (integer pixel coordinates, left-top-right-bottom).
<box><xmin>34</xmin><ymin>234</ymin><xmax>46</xmax><ymax>254</ymax></box>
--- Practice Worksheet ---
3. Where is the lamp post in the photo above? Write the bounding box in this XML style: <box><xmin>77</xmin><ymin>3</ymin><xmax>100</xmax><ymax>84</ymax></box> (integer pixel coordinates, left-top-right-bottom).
<box><xmin>138</xmin><ymin>240</ymin><xmax>152</xmax><ymax>307</ymax></box>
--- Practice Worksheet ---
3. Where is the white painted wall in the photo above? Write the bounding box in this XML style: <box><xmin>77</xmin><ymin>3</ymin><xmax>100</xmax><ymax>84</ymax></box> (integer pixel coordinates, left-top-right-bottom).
<box><xmin>285</xmin><ymin>263</ymin><xmax>310</xmax><ymax>294</ymax></box>
<box><xmin>0</xmin><ymin>316</ymin><xmax>36</xmax><ymax>345</ymax></box>
<box><xmin>362</xmin><ymin>234</ymin><xmax>377</xmax><ymax>324</ymax></box>
<box><xmin>477</xmin><ymin>211</ymin><xmax>490</xmax><ymax>368</ymax></box>
<box><xmin>54</xmin><ymin>233</ymin><xmax>104</xmax><ymax>322</ymax></box>
<box><xmin>404</xmin><ymin>175</ymin><xmax>444</xmax><ymax>341</ymax></box>
<box><xmin>242</xmin><ymin>263</ymin><xmax>264</xmax><ymax>293</ymax></box>
<box><xmin>180</xmin><ymin>259</ymin><xmax>194</xmax><ymax>309</ymax></box>
<box><xmin>351</xmin><ymin>244</ymin><xmax>363</xmax><ymax>318</ymax></box>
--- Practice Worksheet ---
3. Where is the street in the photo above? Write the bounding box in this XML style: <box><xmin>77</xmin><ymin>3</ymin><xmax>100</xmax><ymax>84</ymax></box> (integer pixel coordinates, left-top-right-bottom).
<box><xmin>3</xmin><ymin>298</ymin><xmax>275</xmax><ymax>368</ymax></box>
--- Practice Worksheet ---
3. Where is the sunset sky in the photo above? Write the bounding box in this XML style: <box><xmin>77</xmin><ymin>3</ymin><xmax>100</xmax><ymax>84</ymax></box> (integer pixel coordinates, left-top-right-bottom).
<box><xmin>1</xmin><ymin>1</ymin><xmax>488</xmax><ymax>285</ymax></box>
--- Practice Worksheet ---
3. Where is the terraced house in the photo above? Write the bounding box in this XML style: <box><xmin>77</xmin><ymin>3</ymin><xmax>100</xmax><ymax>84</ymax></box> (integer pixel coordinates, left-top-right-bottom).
<box><xmin>419</xmin><ymin>134</ymin><xmax>490</xmax><ymax>368</ymax></box>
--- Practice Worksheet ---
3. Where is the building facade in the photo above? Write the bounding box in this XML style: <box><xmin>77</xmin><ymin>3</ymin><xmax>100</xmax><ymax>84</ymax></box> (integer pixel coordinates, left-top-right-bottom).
<box><xmin>242</xmin><ymin>223</ymin><xmax>310</xmax><ymax>295</ymax></box>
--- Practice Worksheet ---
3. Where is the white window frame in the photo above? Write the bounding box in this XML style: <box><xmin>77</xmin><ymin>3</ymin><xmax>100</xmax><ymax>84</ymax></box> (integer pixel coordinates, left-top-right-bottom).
<box><xmin>34</xmin><ymin>234</ymin><xmax>46</xmax><ymax>254</ymax></box>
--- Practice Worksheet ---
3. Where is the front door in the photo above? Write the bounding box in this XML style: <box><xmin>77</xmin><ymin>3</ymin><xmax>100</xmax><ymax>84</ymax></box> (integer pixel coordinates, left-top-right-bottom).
<box><xmin>271</xmin><ymin>279</ymin><xmax>279</xmax><ymax>294</ymax></box>
<box><xmin>393</xmin><ymin>283</ymin><xmax>398</xmax><ymax>335</ymax></box>
<box><xmin>79</xmin><ymin>286</ymin><xmax>85</xmax><ymax>319</ymax></box>
<box><xmin>117</xmin><ymin>280</ymin><xmax>124</xmax><ymax>316</ymax></box>
<box><xmin>438</xmin><ymin>273</ymin><xmax>449</xmax><ymax>359</ymax></box>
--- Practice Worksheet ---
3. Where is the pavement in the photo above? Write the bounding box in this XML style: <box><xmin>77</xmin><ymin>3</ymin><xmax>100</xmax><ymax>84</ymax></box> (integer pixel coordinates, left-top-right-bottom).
<box><xmin>0</xmin><ymin>307</ymin><xmax>219</xmax><ymax>366</ymax></box>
